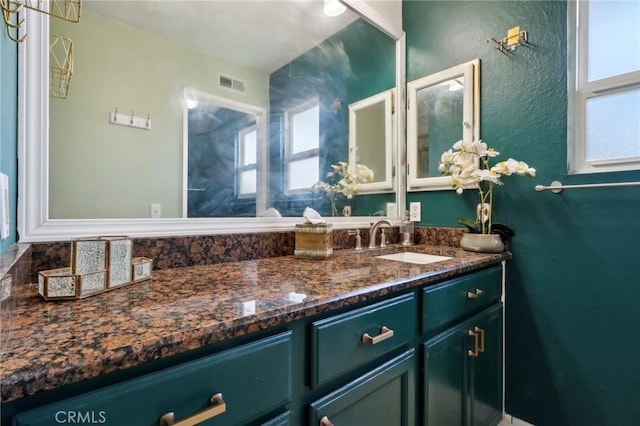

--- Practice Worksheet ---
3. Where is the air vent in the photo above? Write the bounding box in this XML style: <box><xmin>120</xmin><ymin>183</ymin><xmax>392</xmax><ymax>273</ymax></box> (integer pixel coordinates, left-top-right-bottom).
<box><xmin>219</xmin><ymin>75</ymin><xmax>246</xmax><ymax>93</ymax></box>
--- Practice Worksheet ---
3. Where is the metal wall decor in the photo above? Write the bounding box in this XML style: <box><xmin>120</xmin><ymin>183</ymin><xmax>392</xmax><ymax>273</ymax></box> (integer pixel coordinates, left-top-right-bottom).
<box><xmin>1</xmin><ymin>0</ymin><xmax>25</xmax><ymax>42</ymax></box>
<box><xmin>1</xmin><ymin>0</ymin><xmax>81</xmax><ymax>42</ymax></box>
<box><xmin>38</xmin><ymin>236</ymin><xmax>153</xmax><ymax>301</ymax></box>
<box><xmin>50</xmin><ymin>34</ymin><xmax>73</xmax><ymax>98</ymax></box>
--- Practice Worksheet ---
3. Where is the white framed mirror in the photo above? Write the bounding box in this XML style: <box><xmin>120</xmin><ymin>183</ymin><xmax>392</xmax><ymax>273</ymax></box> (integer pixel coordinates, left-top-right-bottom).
<box><xmin>348</xmin><ymin>89</ymin><xmax>395</xmax><ymax>193</ymax></box>
<box><xmin>18</xmin><ymin>1</ymin><xmax>406</xmax><ymax>242</ymax></box>
<box><xmin>406</xmin><ymin>59</ymin><xmax>479</xmax><ymax>191</ymax></box>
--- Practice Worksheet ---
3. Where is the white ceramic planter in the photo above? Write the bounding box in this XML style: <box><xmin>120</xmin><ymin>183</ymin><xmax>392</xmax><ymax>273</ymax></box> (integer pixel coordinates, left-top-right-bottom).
<box><xmin>459</xmin><ymin>233</ymin><xmax>505</xmax><ymax>253</ymax></box>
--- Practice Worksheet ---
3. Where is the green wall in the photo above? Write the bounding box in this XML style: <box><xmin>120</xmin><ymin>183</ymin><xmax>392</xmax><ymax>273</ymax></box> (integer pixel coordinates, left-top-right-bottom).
<box><xmin>0</xmin><ymin>26</ymin><xmax>17</xmax><ymax>252</ymax></box>
<box><xmin>404</xmin><ymin>1</ymin><xmax>640</xmax><ymax>425</ymax></box>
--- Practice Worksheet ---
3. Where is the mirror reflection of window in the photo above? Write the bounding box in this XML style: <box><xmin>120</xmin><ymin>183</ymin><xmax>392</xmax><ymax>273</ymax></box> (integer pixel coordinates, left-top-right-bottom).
<box><xmin>286</xmin><ymin>99</ymin><xmax>320</xmax><ymax>192</ymax></box>
<box><xmin>238</xmin><ymin>126</ymin><xmax>257</xmax><ymax>197</ymax></box>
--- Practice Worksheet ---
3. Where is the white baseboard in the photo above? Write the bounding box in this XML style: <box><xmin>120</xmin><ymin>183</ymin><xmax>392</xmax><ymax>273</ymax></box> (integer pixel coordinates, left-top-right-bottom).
<box><xmin>503</xmin><ymin>413</ymin><xmax>535</xmax><ymax>426</ymax></box>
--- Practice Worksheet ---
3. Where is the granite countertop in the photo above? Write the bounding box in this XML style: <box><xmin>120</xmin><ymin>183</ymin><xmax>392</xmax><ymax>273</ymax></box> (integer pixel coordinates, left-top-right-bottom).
<box><xmin>0</xmin><ymin>244</ymin><xmax>508</xmax><ymax>403</ymax></box>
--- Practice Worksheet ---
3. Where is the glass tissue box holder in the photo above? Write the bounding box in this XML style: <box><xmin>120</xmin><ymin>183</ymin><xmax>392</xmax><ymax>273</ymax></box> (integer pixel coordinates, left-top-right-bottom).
<box><xmin>38</xmin><ymin>236</ymin><xmax>153</xmax><ymax>301</ymax></box>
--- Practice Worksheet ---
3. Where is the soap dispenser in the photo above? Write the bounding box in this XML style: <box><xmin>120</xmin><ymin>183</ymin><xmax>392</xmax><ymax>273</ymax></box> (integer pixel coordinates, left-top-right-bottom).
<box><xmin>400</xmin><ymin>210</ymin><xmax>414</xmax><ymax>246</ymax></box>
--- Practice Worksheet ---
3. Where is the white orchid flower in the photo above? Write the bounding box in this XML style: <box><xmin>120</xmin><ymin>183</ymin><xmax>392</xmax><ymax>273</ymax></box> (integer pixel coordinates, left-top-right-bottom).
<box><xmin>476</xmin><ymin>203</ymin><xmax>491</xmax><ymax>223</ymax></box>
<box><xmin>439</xmin><ymin>139</ymin><xmax>536</xmax><ymax>234</ymax></box>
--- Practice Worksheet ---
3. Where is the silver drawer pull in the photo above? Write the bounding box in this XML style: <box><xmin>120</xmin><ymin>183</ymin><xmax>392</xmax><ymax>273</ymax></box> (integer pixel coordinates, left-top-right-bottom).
<box><xmin>467</xmin><ymin>288</ymin><xmax>485</xmax><ymax>299</ymax></box>
<box><xmin>467</xmin><ymin>328</ymin><xmax>480</xmax><ymax>357</ymax></box>
<box><xmin>467</xmin><ymin>326</ymin><xmax>485</xmax><ymax>357</ymax></box>
<box><xmin>361</xmin><ymin>326</ymin><xmax>394</xmax><ymax>345</ymax></box>
<box><xmin>159</xmin><ymin>393</ymin><xmax>226</xmax><ymax>426</ymax></box>
<box><xmin>320</xmin><ymin>415</ymin><xmax>335</xmax><ymax>426</ymax></box>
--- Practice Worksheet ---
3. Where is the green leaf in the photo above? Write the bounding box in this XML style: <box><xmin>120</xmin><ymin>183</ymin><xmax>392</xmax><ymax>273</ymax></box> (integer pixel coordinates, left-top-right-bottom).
<box><xmin>456</xmin><ymin>217</ymin><xmax>480</xmax><ymax>233</ymax></box>
<box><xmin>490</xmin><ymin>223</ymin><xmax>516</xmax><ymax>241</ymax></box>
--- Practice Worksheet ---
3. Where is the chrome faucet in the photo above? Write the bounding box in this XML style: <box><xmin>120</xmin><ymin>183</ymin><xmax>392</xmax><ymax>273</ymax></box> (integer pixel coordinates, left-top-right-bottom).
<box><xmin>368</xmin><ymin>220</ymin><xmax>392</xmax><ymax>249</ymax></box>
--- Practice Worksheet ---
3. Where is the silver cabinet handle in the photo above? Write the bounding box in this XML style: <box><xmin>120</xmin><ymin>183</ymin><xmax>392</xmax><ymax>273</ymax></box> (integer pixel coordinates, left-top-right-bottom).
<box><xmin>361</xmin><ymin>326</ymin><xmax>394</xmax><ymax>345</ymax></box>
<box><xmin>159</xmin><ymin>393</ymin><xmax>226</xmax><ymax>426</ymax></box>
<box><xmin>467</xmin><ymin>288</ymin><xmax>485</xmax><ymax>299</ymax></box>
<box><xmin>467</xmin><ymin>326</ymin><xmax>485</xmax><ymax>357</ymax></box>
<box><xmin>320</xmin><ymin>415</ymin><xmax>335</xmax><ymax>426</ymax></box>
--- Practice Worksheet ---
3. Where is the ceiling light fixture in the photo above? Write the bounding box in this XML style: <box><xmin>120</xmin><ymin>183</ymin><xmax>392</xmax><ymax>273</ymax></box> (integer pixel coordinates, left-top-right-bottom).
<box><xmin>324</xmin><ymin>0</ymin><xmax>346</xmax><ymax>17</ymax></box>
<box><xmin>186</xmin><ymin>97</ymin><xmax>199</xmax><ymax>109</ymax></box>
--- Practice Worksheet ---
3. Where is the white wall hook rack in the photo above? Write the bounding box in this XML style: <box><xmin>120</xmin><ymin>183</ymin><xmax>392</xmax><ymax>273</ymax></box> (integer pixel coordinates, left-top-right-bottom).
<box><xmin>109</xmin><ymin>108</ymin><xmax>151</xmax><ymax>130</ymax></box>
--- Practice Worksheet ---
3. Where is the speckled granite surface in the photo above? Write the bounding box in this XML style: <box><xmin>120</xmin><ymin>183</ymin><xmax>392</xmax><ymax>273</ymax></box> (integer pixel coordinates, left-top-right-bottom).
<box><xmin>26</xmin><ymin>227</ymin><xmax>465</xmax><ymax>280</ymax></box>
<box><xmin>1</xmin><ymin>242</ymin><xmax>506</xmax><ymax>403</ymax></box>
<box><xmin>1</xmin><ymin>244</ymin><xmax>32</xmax><ymax>360</ymax></box>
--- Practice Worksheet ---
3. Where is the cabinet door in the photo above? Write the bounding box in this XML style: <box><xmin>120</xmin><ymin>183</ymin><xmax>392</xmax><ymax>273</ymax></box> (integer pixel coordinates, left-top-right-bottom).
<box><xmin>468</xmin><ymin>305</ymin><xmax>503</xmax><ymax>426</ymax></box>
<box><xmin>423</xmin><ymin>304</ymin><xmax>503</xmax><ymax>426</ymax></box>
<box><xmin>423</xmin><ymin>326</ymin><xmax>466</xmax><ymax>426</ymax></box>
<box><xmin>310</xmin><ymin>349</ymin><xmax>415</xmax><ymax>426</ymax></box>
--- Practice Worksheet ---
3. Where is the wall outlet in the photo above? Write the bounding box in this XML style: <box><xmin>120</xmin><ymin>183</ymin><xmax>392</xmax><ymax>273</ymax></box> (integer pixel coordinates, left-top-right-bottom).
<box><xmin>409</xmin><ymin>202</ymin><xmax>421</xmax><ymax>222</ymax></box>
<box><xmin>386</xmin><ymin>203</ymin><xmax>397</xmax><ymax>217</ymax></box>
<box><xmin>150</xmin><ymin>203</ymin><xmax>161</xmax><ymax>218</ymax></box>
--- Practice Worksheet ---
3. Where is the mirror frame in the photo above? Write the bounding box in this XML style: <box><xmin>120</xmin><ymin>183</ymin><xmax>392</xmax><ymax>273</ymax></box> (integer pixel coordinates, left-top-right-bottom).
<box><xmin>348</xmin><ymin>89</ymin><xmax>395</xmax><ymax>193</ymax></box>
<box><xmin>17</xmin><ymin>1</ymin><xmax>406</xmax><ymax>242</ymax></box>
<box><xmin>406</xmin><ymin>59</ymin><xmax>479</xmax><ymax>191</ymax></box>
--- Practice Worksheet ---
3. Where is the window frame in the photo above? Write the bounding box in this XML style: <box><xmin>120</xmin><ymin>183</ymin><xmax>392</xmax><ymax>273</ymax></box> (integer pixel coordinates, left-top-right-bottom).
<box><xmin>236</xmin><ymin>125</ymin><xmax>258</xmax><ymax>199</ymax></box>
<box><xmin>568</xmin><ymin>0</ymin><xmax>640</xmax><ymax>174</ymax></box>
<box><xmin>284</xmin><ymin>98</ymin><xmax>320</xmax><ymax>194</ymax></box>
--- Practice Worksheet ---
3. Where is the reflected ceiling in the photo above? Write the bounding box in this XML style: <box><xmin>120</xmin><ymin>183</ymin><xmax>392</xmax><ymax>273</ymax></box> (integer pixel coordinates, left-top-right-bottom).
<box><xmin>84</xmin><ymin>0</ymin><xmax>359</xmax><ymax>73</ymax></box>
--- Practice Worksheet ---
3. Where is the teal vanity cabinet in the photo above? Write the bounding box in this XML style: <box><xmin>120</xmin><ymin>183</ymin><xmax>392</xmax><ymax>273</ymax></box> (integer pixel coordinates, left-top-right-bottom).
<box><xmin>309</xmin><ymin>294</ymin><xmax>417</xmax><ymax>425</ymax></box>
<box><xmin>422</xmin><ymin>266</ymin><xmax>504</xmax><ymax>426</ymax></box>
<box><xmin>13</xmin><ymin>333</ymin><xmax>293</xmax><ymax>426</ymax></box>
<box><xmin>7</xmin><ymin>263</ymin><xmax>506</xmax><ymax>426</ymax></box>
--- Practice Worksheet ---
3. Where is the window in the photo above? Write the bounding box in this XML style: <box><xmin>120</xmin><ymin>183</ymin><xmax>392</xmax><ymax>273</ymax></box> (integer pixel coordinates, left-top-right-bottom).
<box><xmin>237</xmin><ymin>126</ymin><xmax>257</xmax><ymax>197</ymax></box>
<box><xmin>285</xmin><ymin>99</ymin><xmax>320</xmax><ymax>192</ymax></box>
<box><xmin>569</xmin><ymin>0</ymin><xmax>640</xmax><ymax>173</ymax></box>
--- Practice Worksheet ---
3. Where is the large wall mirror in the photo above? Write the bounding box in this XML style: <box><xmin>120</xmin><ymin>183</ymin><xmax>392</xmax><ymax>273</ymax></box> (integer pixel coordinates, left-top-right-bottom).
<box><xmin>19</xmin><ymin>0</ymin><xmax>406</xmax><ymax>241</ymax></box>
<box><xmin>406</xmin><ymin>59</ymin><xmax>479</xmax><ymax>191</ymax></box>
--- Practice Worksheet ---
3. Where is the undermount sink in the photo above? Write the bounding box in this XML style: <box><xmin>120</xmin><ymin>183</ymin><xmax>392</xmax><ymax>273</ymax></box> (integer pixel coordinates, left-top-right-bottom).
<box><xmin>375</xmin><ymin>252</ymin><xmax>452</xmax><ymax>265</ymax></box>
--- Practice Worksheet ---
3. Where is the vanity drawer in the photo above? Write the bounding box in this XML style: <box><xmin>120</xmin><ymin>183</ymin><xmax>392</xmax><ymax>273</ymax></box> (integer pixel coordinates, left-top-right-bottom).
<box><xmin>311</xmin><ymin>293</ymin><xmax>416</xmax><ymax>388</ymax></box>
<box><xmin>14</xmin><ymin>332</ymin><xmax>292</xmax><ymax>426</ymax></box>
<box><xmin>422</xmin><ymin>265</ymin><xmax>502</xmax><ymax>335</ymax></box>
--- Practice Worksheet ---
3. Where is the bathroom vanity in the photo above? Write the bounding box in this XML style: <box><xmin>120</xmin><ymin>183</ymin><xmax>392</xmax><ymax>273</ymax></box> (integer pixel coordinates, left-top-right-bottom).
<box><xmin>1</xmin><ymin>245</ymin><xmax>507</xmax><ymax>425</ymax></box>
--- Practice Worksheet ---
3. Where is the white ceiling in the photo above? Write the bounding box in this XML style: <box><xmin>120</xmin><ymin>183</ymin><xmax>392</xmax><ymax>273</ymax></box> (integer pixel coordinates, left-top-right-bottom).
<box><xmin>83</xmin><ymin>0</ymin><xmax>360</xmax><ymax>73</ymax></box>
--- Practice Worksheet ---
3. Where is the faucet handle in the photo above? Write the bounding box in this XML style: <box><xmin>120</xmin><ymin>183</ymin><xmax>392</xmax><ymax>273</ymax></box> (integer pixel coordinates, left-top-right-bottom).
<box><xmin>380</xmin><ymin>228</ymin><xmax>387</xmax><ymax>248</ymax></box>
<box><xmin>348</xmin><ymin>229</ymin><xmax>362</xmax><ymax>250</ymax></box>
